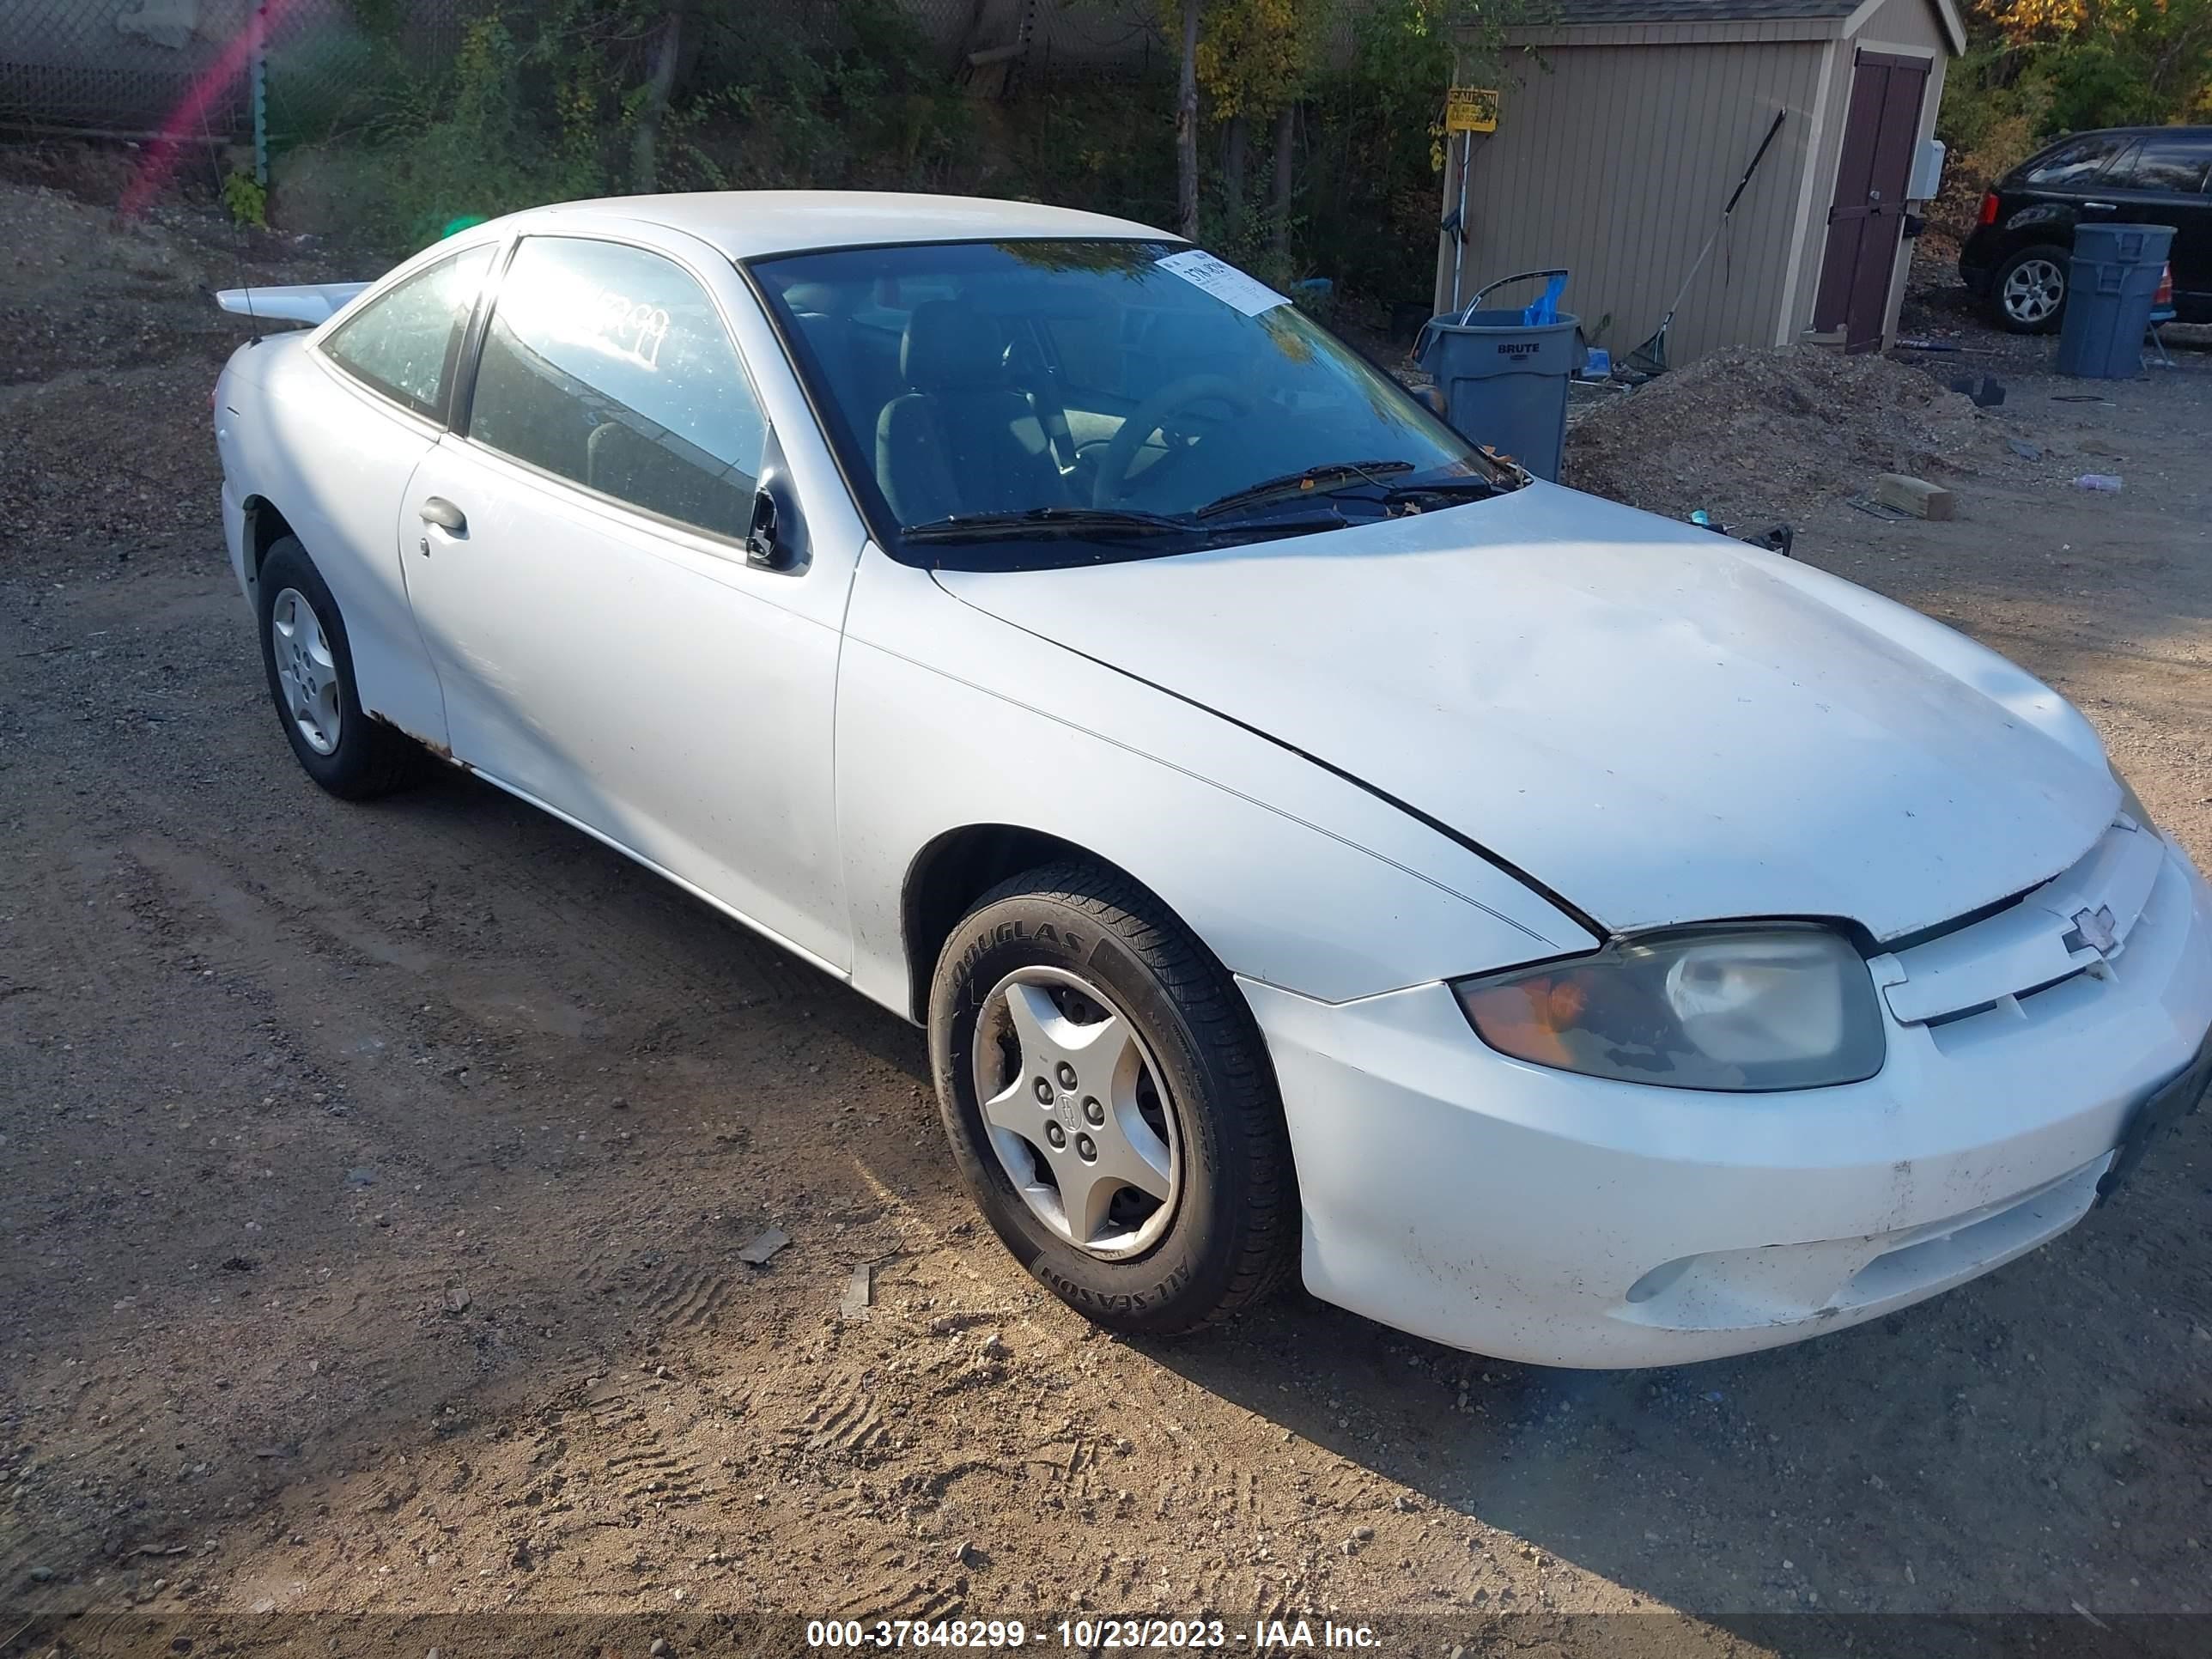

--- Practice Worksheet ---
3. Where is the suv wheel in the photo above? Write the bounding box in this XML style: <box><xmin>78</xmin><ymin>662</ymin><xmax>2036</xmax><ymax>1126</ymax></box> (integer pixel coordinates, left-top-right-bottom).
<box><xmin>1992</xmin><ymin>244</ymin><xmax>2069</xmax><ymax>333</ymax></box>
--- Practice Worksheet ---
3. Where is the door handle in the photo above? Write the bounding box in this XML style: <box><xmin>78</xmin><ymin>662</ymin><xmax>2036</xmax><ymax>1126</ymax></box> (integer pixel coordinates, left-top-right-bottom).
<box><xmin>419</xmin><ymin>497</ymin><xmax>467</xmax><ymax>533</ymax></box>
<box><xmin>2081</xmin><ymin>201</ymin><xmax>2118</xmax><ymax>212</ymax></box>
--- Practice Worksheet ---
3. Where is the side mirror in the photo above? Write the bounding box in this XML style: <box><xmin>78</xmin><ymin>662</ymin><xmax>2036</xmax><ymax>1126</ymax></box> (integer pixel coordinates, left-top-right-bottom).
<box><xmin>746</xmin><ymin>488</ymin><xmax>793</xmax><ymax>571</ymax></box>
<box><xmin>744</xmin><ymin>431</ymin><xmax>808</xmax><ymax>574</ymax></box>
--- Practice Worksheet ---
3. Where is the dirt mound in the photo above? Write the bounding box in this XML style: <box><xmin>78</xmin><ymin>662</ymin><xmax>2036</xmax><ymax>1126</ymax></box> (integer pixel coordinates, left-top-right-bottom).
<box><xmin>0</xmin><ymin>180</ymin><xmax>209</xmax><ymax>306</ymax></box>
<box><xmin>1565</xmin><ymin>344</ymin><xmax>1997</xmax><ymax>526</ymax></box>
<box><xmin>0</xmin><ymin>175</ymin><xmax>352</xmax><ymax>385</ymax></box>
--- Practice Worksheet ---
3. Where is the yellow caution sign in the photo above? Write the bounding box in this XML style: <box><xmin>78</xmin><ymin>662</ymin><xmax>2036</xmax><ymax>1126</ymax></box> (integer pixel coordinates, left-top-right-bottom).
<box><xmin>1445</xmin><ymin>87</ymin><xmax>1498</xmax><ymax>134</ymax></box>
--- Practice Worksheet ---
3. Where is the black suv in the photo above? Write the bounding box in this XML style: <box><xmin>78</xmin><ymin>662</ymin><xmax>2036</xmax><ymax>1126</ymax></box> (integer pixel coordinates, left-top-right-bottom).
<box><xmin>1959</xmin><ymin>125</ymin><xmax>2211</xmax><ymax>331</ymax></box>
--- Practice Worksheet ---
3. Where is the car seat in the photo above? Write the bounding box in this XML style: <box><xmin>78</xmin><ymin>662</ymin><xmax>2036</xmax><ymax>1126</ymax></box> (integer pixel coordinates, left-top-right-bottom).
<box><xmin>875</xmin><ymin>301</ymin><xmax>1066</xmax><ymax>526</ymax></box>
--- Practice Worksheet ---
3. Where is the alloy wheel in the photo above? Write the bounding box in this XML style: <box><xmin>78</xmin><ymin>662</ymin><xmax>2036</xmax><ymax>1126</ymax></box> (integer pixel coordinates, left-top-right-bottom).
<box><xmin>2002</xmin><ymin>257</ymin><xmax>2065</xmax><ymax>326</ymax></box>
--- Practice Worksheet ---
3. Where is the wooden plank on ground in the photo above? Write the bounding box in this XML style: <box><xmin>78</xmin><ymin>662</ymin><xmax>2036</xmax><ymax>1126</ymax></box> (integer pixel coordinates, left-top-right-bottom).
<box><xmin>1876</xmin><ymin>473</ymin><xmax>1954</xmax><ymax>520</ymax></box>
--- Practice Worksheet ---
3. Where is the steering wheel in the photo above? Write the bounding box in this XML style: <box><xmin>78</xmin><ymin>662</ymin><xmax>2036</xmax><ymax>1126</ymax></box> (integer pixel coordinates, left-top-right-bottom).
<box><xmin>1092</xmin><ymin>374</ymin><xmax>1255</xmax><ymax>507</ymax></box>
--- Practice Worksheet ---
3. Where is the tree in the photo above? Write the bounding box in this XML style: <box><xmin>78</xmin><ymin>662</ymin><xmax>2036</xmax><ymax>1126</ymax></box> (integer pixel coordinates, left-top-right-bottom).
<box><xmin>1972</xmin><ymin>0</ymin><xmax>2211</xmax><ymax>121</ymax></box>
<box><xmin>1939</xmin><ymin>0</ymin><xmax>2212</xmax><ymax>207</ymax></box>
<box><xmin>1176</xmin><ymin>0</ymin><xmax>1204</xmax><ymax>237</ymax></box>
<box><xmin>1194</xmin><ymin>0</ymin><xmax>1328</xmax><ymax>255</ymax></box>
<box><xmin>629</xmin><ymin>3</ymin><xmax>689</xmax><ymax>192</ymax></box>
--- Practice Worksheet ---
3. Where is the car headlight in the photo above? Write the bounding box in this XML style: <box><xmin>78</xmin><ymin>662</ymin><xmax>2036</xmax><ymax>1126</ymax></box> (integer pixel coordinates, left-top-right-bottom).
<box><xmin>1452</xmin><ymin>923</ymin><xmax>1887</xmax><ymax>1092</ymax></box>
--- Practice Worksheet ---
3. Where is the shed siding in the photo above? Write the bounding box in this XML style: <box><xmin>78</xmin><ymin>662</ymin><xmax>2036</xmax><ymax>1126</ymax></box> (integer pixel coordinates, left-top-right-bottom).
<box><xmin>1437</xmin><ymin>40</ymin><xmax>1826</xmax><ymax>368</ymax></box>
<box><xmin>1856</xmin><ymin>0</ymin><xmax>1952</xmax><ymax>52</ymax></box>
<box><xmin>1784</xmin><ymin>0</ymin><xmax>1950</xmax><ymax>343</ymax></box>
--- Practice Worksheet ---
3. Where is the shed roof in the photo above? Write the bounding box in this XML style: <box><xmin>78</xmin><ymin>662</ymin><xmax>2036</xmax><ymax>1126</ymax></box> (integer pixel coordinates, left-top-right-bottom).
<box><xmin>1546</xmin><ymin>0</ymin><xmax>1856</xmax><ymax>21</ymax></box>
<box><xmin>1503</xmin><ymin>0</ymin><xmax>1966</xmax><ymax>51</ymax></box>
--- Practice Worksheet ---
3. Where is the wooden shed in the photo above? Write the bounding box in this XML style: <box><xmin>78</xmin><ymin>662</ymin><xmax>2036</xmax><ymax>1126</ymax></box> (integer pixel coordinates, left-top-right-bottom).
<box><xmin>1434</xmin><ymin>0</ymin><xmax>1965</xmax><ymax>363</ymax></box>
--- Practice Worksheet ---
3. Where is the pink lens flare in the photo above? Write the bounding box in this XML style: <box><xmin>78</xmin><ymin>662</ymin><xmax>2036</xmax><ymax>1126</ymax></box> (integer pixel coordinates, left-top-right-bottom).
<box><xmin>119</xmin><ymin>0</ymin><xmax>308</xmax><ymax>219</ymax></box>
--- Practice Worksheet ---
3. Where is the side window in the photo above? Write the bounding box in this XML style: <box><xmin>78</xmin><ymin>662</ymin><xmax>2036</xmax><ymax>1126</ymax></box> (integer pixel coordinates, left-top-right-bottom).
<box><xmin>467</xmin><ymin>236</ymin><xmax>768</xmax><ymax>541</ymax></box>
<box><xmin>2105</xmin><ymin>135</ymin><xmax>2211</xmax><ymax>195</ymax></box>
<box><xmin>2021</xmin><ymin>133</ymin><xmax>2130</xmax><ymax>190</ymax></box>
<box><xmin>322</xmin><ymin>245</ymin><xmax>495</xmax><ymax>419</ymax></box>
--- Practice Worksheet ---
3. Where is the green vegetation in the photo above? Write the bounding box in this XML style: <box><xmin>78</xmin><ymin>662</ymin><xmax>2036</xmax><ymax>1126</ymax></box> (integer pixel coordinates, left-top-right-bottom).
<box><xmin>248</xmin><ymin>0</ymin><xmax>2203</xmax><ymax>312</ymax></box>
<box><xmin>281</xmin><ymin>0</ymin><xmax>1168</xmax><ymax>252</ymax></box>
<box><xmin>1179</xmin><ymin>0</ymin><xmax>1546</xmax><ymax>298</ymax></box>
<box><xmin>1938</xmin><ymin>0</ymin><xmax>2212</xmax><ymax>219</ymax></box>
<box><xmin>221</xmin><ymin>170</ymin><xmax>268</xmax><ymax>228</ymax></box>
<box><xmin>252</xmin><ymin>0</ymin><xmax>1493</xmax><ymax>320</ymax></box>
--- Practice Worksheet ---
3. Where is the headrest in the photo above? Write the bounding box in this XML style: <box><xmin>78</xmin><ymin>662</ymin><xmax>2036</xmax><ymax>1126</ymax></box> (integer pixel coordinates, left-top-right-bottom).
<box><xmin>783</xmin><ymin>281</ymin><xmax>848</xmax><ymax>317</ymax></box>
<box><xmin>901</xmin><ymin>300</ymin><xmax>1004</xmax><ymax>392</ymax></box>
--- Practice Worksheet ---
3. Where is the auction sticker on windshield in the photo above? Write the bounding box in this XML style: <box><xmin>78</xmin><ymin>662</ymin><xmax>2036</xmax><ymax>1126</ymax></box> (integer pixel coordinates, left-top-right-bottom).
<box><xmin>1156</xmin><ymin>249</ymin><xmax>1286</xmax><ymax>317</ymax></box>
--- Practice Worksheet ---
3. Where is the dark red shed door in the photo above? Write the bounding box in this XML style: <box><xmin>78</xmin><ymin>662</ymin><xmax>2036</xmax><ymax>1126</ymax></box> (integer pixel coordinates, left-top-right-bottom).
<box><xmin>1814</xmin><ymin>51</ymin><xmax>1930</xmax><ymax>351</ymax></box>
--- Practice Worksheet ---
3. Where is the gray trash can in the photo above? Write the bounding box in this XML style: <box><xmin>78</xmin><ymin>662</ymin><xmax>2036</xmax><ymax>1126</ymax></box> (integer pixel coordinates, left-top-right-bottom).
<box><xmin>1416</xmin><ymin>300</ymin><xmax>1579</xmax><ymax>483</ymax></box>
<box><xmin>2056</xmin><ymin>222</ymin><xmax>2175</xmax><ymax>380</ymax></box>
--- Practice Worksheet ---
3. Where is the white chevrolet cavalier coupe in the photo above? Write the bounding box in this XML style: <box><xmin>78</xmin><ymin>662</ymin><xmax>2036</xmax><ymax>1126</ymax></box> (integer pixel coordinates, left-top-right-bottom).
<box><xmin>212</xmin><ymin>193</ymin><xmax>2212</xmax><ymax>1367</ymax></box>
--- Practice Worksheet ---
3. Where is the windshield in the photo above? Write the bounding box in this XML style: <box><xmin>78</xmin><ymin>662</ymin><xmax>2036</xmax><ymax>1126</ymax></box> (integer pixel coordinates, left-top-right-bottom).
<box><xmin>750</xmin><ymin>238</ymin><xmax>1513</xmax><ymax>568</ymax></box>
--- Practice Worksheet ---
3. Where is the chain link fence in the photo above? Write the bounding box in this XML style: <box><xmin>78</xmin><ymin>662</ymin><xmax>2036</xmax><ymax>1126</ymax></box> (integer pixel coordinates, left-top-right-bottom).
<box><xmin>1025</xmin><ymin>0</ymin><xmax>1165</xmax><ymax>82</ymax></box>
<box><xmin>0</xmin><ymin>0</ymin><xmax>454</xmax><ymax>147</ymax></box>
<box><xmin>0</xmin><ymin>0</ymin><xmax>263</xmax><ymax>137</ymax></box>
<box><xmin>0</xmin><ymin>0</ymin><xmax>1163</xmax><ymax>149</ymax></box>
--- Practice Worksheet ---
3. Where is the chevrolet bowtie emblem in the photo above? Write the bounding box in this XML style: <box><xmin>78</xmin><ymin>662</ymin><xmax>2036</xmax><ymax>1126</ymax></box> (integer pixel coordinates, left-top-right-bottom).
<box><xmin>2070</xmin><ymin>904</ymin><xmax>2119</xmax><ymax>956</ymax></box>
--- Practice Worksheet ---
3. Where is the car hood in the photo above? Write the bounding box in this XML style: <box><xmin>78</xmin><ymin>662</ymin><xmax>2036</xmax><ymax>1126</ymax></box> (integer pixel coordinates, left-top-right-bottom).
<box><xmin>932</xmin><ymin>483</ymin><xmax>2117</xmax><ymax>943</ymax></box>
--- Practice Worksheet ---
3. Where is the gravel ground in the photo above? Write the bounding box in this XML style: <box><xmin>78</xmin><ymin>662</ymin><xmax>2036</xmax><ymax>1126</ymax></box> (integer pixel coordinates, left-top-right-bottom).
<box><xmin>3</xmin><ymin>161</ymin><xmax>2211</xmax><ymax>1659</ymax></box>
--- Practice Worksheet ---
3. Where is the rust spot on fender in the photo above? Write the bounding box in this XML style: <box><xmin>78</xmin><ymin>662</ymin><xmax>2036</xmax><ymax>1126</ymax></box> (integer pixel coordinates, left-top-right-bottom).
<box><xmin>368</xmin><ymin>710</ymin><xmax>455</xmax><ymax>763</ymax></box>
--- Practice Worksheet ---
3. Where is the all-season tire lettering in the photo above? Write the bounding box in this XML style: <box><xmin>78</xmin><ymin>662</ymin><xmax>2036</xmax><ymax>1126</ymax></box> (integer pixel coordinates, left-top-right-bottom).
<box><xmin>1034</xmin><ymin>1259</ymin><xmax>1192</xmax><ymax>1313</ymax></box>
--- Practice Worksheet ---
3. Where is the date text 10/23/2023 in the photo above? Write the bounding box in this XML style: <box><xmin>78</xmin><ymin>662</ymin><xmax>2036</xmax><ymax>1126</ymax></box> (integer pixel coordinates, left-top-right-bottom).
<box><xmin>805</xmin><ymin>1620</ymin><xmax>1386</xmax><ymax>1650</ymax></box>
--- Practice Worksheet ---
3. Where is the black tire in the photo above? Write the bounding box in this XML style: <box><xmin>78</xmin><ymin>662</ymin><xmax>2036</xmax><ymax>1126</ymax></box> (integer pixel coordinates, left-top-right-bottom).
<box><xmin>928</xmin><ymin>862</ymin><xmax>1297</xmax><ymax>1337</ymax></box>
<box><xmin>1989</xmin><ymin>243</ymin><xmax>2069</xmax><ymax>334</ymax></box>
<box><xmin>256</xmin><ymin>536</ymin><xmax>419</xmax><ymax>799</ymax></box>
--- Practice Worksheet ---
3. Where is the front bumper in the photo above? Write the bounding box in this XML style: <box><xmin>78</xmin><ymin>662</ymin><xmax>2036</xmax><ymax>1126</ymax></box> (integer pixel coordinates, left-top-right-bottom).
<box><xmin>1244</xmin><ymin>839</ymin><xmax>2212</xmax><ymax>1368</ymax></box>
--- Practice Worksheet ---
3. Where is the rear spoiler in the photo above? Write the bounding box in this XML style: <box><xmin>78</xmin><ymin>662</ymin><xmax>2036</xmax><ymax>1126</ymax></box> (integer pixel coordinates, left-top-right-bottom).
<box><xmin>214</xmin><ymin>282</ymin><xmax>371</xmax><ymax>325</ymax></box>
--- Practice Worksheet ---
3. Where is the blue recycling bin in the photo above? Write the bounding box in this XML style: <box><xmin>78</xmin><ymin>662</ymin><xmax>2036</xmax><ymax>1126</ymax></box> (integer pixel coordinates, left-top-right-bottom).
<box><xmin>1415</xmin><ymin>308</ymin><xmax>1580</xmax><ymax>481</ymax></box>
<box><xmin>2056</xmin><ymin>222</ymin><xmax>2175</xmax><ymax>380</ymax></box>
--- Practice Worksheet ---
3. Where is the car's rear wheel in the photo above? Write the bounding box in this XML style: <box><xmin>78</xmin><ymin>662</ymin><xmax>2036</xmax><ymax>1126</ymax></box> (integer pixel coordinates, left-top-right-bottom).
<box><xmin>1991</xmin><ymin>244</ymin><xmax>2069</xmax><ymax>333</ymax></box>
<box><xmin>257</xmin><ymin>536</ymin><xmax>418</xmax><ymax>799</ymax></box>
<box><xmin>928</xmin><ymin>862</ymin><xmax>1297</xmax><ymax>1336</ymax></box>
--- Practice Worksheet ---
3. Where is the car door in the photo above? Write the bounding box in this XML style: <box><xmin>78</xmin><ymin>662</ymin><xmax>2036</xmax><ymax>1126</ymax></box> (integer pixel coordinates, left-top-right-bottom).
<box><xmin>400</xmin><ymin>229</ymin><xmax>855</xmax><ymax>973</ymax></box>
<box><xmin>2093</xmin><ymin>131</ymin><xmax>2212</xmax><ymax>308</ymax></box>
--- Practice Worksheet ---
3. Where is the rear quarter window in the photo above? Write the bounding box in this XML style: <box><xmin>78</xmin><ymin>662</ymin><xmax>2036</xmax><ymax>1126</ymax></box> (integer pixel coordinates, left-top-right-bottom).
<box><xmin>2105</xmin><ymin>134</ymin><xmax>2212</xmax><ymax>194</ymax></box>
<box><xmin>320</xmin><ymin>245</ymin><xmax>495</xmax><ymax>420</ymax></box>
<box><xmin>2019</xmin><ymin>133</ymin><xmax>2131</xmax><ymax>190</ymax></box>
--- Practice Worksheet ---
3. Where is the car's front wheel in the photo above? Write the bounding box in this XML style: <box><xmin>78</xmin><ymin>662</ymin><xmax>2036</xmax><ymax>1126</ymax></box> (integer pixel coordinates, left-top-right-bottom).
<box><xmin>928</xmin><ymin>862</ymin><xmax>1297</xmax><ymax>1336</ymax></box>
<box><xmin>257</xmin><ymin>536</ymin><xmax>419</xmax><ymax>799</ymax></box>
<box><xmin>1991</xmin><ymin>243</ymin><xmax>2069</xmax><ymax>332</ymax></box>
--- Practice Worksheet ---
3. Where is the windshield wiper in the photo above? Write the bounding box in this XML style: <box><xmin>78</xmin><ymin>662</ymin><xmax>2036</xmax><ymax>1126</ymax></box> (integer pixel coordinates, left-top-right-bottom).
<box><xmin>902</xmin><ymin>506</ymin><xmax>1196</xmax><ymax>544</ymax></box>
<box><xmin>1384</xmin><ymin>471</ymin><xmax>1504</xmax><ymax>501</ymax></box>
<box><xmin>1194</xmin><ymin>459</ymin><xmax>1414</xmax><ymax>520</ymax></box>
